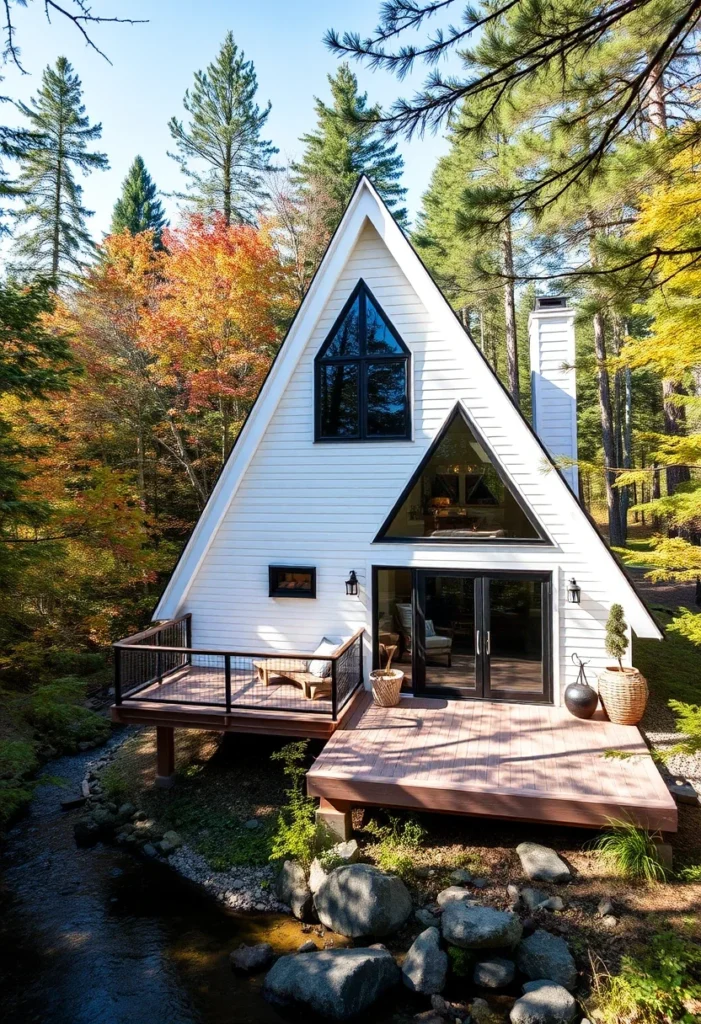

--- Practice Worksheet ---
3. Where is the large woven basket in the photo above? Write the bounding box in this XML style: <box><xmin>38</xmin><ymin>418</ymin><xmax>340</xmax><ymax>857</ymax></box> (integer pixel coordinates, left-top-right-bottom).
<box><xmin>370</xmin><ymin>669</ymin><xmax>404</xmax><ymax>707</ymax></box>
<box><xmin>597</xmin><ymin>666</ymin><xmax>649</xmax><ymax>725</ymax></box>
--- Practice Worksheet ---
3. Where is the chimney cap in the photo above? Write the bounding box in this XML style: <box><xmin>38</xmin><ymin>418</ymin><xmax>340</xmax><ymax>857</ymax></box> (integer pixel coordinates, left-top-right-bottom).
<box><xmin>534</xmin><ymin>295</ymin><xmax>570</xmax><ymax>310</ymax></box>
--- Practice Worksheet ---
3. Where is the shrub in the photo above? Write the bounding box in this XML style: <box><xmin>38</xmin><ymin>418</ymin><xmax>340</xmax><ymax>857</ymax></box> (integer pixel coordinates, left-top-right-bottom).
<box><xmin>269</xmin><ymin>741</ymin><xmax>324</xmax><ymax>871</ymax></box>
<box><xmin>0</xmin><ymin>739</ymin><xmax>39</xmax><ymax>827</ymax></box>
<box><xmin>447</xmin><ymin>945</ymin><xmax>472</xmax><ymax>978</ymax></box>
<box><xmin>592</xmin><ymin>820</ymin><xmax>667</xmax><ymax>881</ymax></box>
<box><xmin>28</xmin><ymin>677</ymin><xmax>110</xmax><ymax>754</ymax></box>
<box><xmin>45</xmin><ymin>651</ymin><xmax>106</xmax><ymax>678</ymax></box>
<box><xmin>605</xmin><ymin>603</ymin><xmax>629</xmax><ymax>668</ymax></box>
<box><xmin>363</xmin><ymin>813</ymin><xmax>426</xmax><ymax>879</ymax></box>
<box><xmin>677</xmin><ymin>863</ymin><xmax>701</xmax><ymax>883</ymax></box>
<box><xmin>589</xmin><ymin>931</ymin><xmax>701</xmax><ymax>1024</ymax></box>
<box><xmin>668</xmin><ymin>700</ymin><xmax>701</xmax><ymax>757</ymax></box>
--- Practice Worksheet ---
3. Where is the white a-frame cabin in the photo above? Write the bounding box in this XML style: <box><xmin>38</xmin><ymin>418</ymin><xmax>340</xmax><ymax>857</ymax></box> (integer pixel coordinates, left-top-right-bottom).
<box><xmin>113</xmin><ymin>177</ymin><xmax>676</xmax><ymax>835</ymax></box>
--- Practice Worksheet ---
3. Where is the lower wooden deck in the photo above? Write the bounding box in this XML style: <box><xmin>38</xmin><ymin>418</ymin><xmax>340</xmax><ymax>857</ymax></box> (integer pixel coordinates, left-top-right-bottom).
<box><xmin>307</xmin><ymin>694</ymin><xmax>678</xmax><ymax>832</ymax></box>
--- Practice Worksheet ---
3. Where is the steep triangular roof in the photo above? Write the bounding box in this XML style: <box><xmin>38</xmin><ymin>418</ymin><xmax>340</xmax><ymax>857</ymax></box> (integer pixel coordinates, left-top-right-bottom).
<box><xmin>154</xmin><ymin>176</ymin><xmax>661</xmax><ymax>639</ymax></box>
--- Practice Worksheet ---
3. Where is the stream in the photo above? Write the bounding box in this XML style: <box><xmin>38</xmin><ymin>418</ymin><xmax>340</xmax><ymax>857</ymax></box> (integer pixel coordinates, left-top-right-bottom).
<box><xmin>0</xmin><ymin>732</ymin><xmax>324</xmax><ymax>1024</ymax></box>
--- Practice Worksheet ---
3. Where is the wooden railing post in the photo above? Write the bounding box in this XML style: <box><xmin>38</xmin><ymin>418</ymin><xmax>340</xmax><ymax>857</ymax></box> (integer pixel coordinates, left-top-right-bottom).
<box><xmin>225</xmin><ymin>654</ymin><xmax>232</xmax><ymax>712</ymax></box>
<box><xmin>114</xmin><ymin>645</ymin><xmax>122</xmax><ymax>705</ymax></box>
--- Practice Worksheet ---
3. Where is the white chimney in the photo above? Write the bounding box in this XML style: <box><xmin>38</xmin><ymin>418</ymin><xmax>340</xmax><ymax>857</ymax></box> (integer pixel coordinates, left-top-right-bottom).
<box><xmin>528</xmin><ymin>296</ymin><xmax>578</xmax><ymax>492</ymax></box>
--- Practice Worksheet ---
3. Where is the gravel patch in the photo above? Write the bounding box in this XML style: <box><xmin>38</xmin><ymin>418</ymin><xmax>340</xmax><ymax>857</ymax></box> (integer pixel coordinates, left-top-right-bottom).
<box><xmin>169</xmin><ymin>845</ymin><xmax>287</xmax><ymax>913</ymax></box>
<box><xmin>640</xmin><ymin>692</ymin><xmax>701</xmax><ymax>786</ymax></box>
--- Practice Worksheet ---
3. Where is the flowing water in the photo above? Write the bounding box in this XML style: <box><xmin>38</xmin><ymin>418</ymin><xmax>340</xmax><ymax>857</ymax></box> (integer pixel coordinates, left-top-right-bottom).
<box><xmin>0</xmin><ymin>734</ymin><xmax>332</xmax><ymax>1024</ymax></box>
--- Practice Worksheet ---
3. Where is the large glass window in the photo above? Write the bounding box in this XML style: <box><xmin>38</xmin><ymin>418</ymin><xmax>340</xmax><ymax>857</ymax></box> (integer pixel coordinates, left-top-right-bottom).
<box><xmin>378</xmin><ymin>406</ymin><xmax>543</xmax><ymax>541</ymax></box>
<box><xmin>315</xmin><ymin>281</ymin><xmax>410</xmax><ymax>441</ymax></box>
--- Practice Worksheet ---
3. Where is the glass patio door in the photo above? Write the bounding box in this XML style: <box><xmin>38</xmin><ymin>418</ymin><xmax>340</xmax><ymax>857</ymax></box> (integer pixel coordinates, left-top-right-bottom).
<box><xmin>417</xmin><ymin>572</ymin><xmax>483</xmax><ymax>698</ymax></box>
<box><xmin>415</xmin><ymin>571</ymin><xmax>550</xmax><ymax>703</ymax></box>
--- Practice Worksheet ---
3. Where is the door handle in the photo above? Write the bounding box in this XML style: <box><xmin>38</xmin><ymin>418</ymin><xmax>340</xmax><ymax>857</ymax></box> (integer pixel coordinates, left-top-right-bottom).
<box><xmin>476</xmin><ymin>630</ymin><xmax>480</xmax><ymax>655</ymax></box>
<box><xmin>486</xmin><ymin>631</ymin><xmax>491</xmax><ymax>655</ymax></box>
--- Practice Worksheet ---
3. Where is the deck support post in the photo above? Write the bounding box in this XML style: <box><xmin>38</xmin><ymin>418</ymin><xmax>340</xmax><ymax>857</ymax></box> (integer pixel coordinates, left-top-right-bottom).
<box><xmin>155</xmin><ymin>726</ymin><xmax>175</xmax><ymax>789</ymax></box>
<box><xmin>316</xmin><ymin>798</ymin><xmax>352</xmax><ymax>842</ymax></box>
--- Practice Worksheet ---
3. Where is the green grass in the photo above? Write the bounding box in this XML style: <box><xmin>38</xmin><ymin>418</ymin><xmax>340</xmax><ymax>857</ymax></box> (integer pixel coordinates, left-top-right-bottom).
<box><xmin>159</xmin><ymin>795</ymin><xmax>276</xmax><ymax>869</ymax></box>
<box><xmin>593</xmin><ymin>821</ymin><xmax>667</xmax><ymax>882</ymax></box>
<box><xmin>634</xmin><ymin>609</ymin><xmax>700</xmax><ymax>705</ymax></box>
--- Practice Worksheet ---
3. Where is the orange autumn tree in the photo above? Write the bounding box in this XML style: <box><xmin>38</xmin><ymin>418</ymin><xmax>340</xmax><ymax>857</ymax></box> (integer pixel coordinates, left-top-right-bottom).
<box><xmin>144</xmin><ymin>214</ymin><xmax>295</xmax><ymax>499</ymax></box>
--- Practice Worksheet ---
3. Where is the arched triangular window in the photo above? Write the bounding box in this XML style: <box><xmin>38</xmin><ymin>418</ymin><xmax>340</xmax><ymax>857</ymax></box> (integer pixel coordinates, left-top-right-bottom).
<box><xmin>315</xmin><ymin>280</ymin><xmax>411</xmax><ymax>441</ymax></box>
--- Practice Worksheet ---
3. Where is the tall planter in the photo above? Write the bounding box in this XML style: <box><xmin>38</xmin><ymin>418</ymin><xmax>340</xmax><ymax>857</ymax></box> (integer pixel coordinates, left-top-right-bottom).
<box><xmin>597</xmin><ymin>666</ymin><xmax>649</xmax><ymax>725</ymax></box>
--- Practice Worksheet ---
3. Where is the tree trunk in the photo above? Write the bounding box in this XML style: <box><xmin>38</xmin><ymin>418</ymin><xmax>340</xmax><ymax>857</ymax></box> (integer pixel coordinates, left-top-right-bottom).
<box><xmin>501</xmin><ymin>217</ymin><xmax>520</xmax><ymax>406</ymax></box>
<box><xmin>593</xmin><ymin>310</ymin><xmax>623</xmax><ymax>546</ymax></box>
<box><xmin>223</xmin><ymin>142</ymin><xmax>232</xmax><ymax>226</ymax></box>
<box><xmin>611</xmin><ymin>316</ymin><xmax>629</xmax><ymax>542</ymax></box>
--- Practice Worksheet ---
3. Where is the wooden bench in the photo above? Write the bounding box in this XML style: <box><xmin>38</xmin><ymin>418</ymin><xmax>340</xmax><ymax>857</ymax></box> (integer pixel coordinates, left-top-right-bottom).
<box><xmin>252</xmin><ymin>659</ymin><xmax>332</xmax><ymax>701</ymax></box>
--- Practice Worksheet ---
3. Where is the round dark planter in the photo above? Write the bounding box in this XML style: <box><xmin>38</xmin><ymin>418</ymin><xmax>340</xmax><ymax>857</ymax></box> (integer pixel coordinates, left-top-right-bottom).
<box><xmin>564</xmin><ymin>681</ymin><xmax>599</xmax><ymax>719</ymax></box>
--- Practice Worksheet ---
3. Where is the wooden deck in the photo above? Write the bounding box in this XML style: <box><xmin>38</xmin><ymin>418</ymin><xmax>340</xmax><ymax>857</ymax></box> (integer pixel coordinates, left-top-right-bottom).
<box><xmin>307</xmin><ymin>694</ymin><xmax>678</xmax><ymax>832</ymax></box>
<box><xmin>112</xmin><ymin>665</ymin><xmax>362</xmax><ymax>740</ymax></box>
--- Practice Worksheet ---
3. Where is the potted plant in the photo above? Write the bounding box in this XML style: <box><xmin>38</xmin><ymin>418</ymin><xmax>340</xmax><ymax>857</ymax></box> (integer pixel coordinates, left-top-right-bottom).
<box><xmin>597</xmin><ymin>603</ymin><xmax>649</xmax><ymax>725</ymax></box>
<box><xmin>370</xmin><ymin>643</ymin><xmax>404</xmax><ymax>707</ymax></box>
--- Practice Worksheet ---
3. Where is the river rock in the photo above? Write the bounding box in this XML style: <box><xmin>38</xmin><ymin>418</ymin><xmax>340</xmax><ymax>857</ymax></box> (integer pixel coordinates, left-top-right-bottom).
<box><xmin>263</xmin><ymin>947</ymin><xmax>400</xmax><ymax>1020</ymax></box>
<box><xmin>596</xmin><ymin>898</ymin><xmax>613</xmax><ymax>918</ymax></box>
<box><xmin>158</xmin><ymin>831</ymin><xmax>183</xmax><ymax>855</ymax></box>
<box><xmin>522</xmin><ymin>888</ymin><xmax>548</xmax><ymax>911</ymax></box>
<box><xmin>510</xmin><ymin>980</ymin><xmax>577</xmax><ymax>1024</ymax></box>
<box><xmin>442</xmin><ymin>903</ymin><xmax>522</xmax><ymax>949</ymax></box>
<box><xmin>230</xmin><ymin>942</ymin><xmax>274</xmax><ymax>973</ymax></box>
<box><xmin>276</xmin><ymin>860</ymin><xmax>314</xmax><ymax>921</ymax></box>
<box><xmin>516</xmin><ymin>930</ymin><xmax>577</xmax><ymax>991</ymax></box>
<box><xmin>333</xmin><ymin>839</ymin><xmax>360</xmax><ymax>863</ymax></box>
<box><xmin>516</xmin><ymin>844</ymin><xmax>571</xmax><ymax>884</ymax></box>
<box><xmin>117</xmin><ymin>802</ymin><xmax>135</xmax><ymax>820</ymax></box>
<box><xmin>539</xmin><ymin>897</ymin><xmax>565</xmax><ymax>912</ymax></box>
<box><xmin>437</xmin><ymin>886</ymin><xmax>474</xmax><ymax>907</ymax></box>
<box><xmin>402</xmin><ymin>927</ymin><xmax>448</xmax><ymax>994</ymax></box>
<box><xmin>474</xmin><ymin>957</ymin><xmax>516</xmax><ymax>989</ymax></box>
<box><xmin>416</xmin><ymin>907</ymin><xmax>440</xmax><ymax>928</ymax></box>
<box><xmin>450</xmin><ymin>868</ymin><xmax>473</xmax><ymax>884</ymax></box>
<box><xmin>308</xmin><ymin>857</ymin><xmax>329</xmax><ymax>895</ymax></box>
<box><xmin>73</xmin><ymin>818</ymin><xmax>100</xmax><ymax>848</ymax></box>
<box><xmin>314</xmin><ymin>864</ymin><xmax>412</xmax><ymax>938</ymax></box>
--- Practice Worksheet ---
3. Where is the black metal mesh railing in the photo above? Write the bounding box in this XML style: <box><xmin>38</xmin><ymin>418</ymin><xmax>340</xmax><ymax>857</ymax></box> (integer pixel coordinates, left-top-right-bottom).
<box><xmin>114</xmin><ymin>621</ymin><xmax>365</xmax><ymax>720</ymax></box>
<box><xmin>334</xmin><ymin>633</ymin><xmax>363</xmax><ymax>714</ymax></box>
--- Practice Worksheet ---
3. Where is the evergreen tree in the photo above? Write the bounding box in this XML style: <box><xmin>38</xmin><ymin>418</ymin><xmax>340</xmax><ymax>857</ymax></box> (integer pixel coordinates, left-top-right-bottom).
<box><xmin>293</xmin><ymin>63</ymin><xmax>408</xmax><ymax>238</ymax></box>
<box><xmin>110</xmin><ymin>156</ymin><xmax>167</xmax><ymax>244</ymax></box>
<box><xmin>12</xmin><ymin>57</ymin><xmax>108</xmax><ymax>284</ymax></box>
<box><xmin>168</xmin><ymin>32</ymin><xmax>276</xmax><ymax>225</ymax></box>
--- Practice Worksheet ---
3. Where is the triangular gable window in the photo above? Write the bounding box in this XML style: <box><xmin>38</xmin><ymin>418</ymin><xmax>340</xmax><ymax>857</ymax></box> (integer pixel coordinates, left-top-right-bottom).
<box><xmin>315</xmin><ymin>280</ymin><xmax>411</xmax><ymax>441</ymax></box>
<box><xmin>375</xmin><ymin>405</ymin><xmax>548</xmax><ymax>542</ymax></box>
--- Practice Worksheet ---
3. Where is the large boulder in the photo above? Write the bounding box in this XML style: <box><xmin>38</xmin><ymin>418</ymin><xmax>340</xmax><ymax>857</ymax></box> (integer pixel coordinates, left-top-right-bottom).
<box><xmin>402</xmin><ymin>927</ymin><xmax>448</xmax><ymax>994</ymax></box>
<box><xmin>314</xmin><ymin>864</ymin><xmax>412</xmax><ymax>938</ymax></box>
<box><xmin>276</xmin><ymin>860</ymin><xmax>314</xmax><ymax>921</ymax></box>
<box><xmin>516</xmin><ymin>844</ymin><xmax>571</xmax><ymax>884</ymax></box>
<box><xmin>473</xmin><ymin>957</ymin><xmax>516</xmax><ymax>989</ymax></box>
<box><xmin>516</xmin><ymin>931</ymin><xmax>577</xmax><ymax>992</ymax></box>
<box><xmin>510</xmin><ymin>980</ymin><xmax>577</xmax><ymax>1024</ymax></box>
<box><xmin>263</xmin><ymin>947</ymin><xmax>400</xmax><ymax>1020</ymax></box>
<box><xmin>442</xmin><ymin>902</ymin><xmax>522</xmax><ymax>950</ymax></box>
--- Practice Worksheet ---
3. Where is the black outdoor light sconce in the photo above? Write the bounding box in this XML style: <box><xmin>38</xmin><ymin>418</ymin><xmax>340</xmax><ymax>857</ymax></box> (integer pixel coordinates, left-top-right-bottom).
<box><xmin>567</xmin><ymin>578</ymin><xmax>581</xmax><ymax>604</ymax></box>
<box><xmin>345</xmin><ymin>570</ymin><xmax>359</xmax><ymax>596</ymax></box>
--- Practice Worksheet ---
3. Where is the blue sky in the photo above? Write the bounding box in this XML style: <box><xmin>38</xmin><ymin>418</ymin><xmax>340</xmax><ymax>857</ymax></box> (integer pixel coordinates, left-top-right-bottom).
<box><xmin>3</xmin><ymin>0</ymin><xmax>454</xmax><ymax>237</ymax></box>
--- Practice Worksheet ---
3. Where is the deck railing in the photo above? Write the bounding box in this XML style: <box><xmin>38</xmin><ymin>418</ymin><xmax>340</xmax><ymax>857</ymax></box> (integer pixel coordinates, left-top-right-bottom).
<box><xmin>113</xmin><ymin>616</ymin><xmax>364</xmax><ymax>720</ymax></box>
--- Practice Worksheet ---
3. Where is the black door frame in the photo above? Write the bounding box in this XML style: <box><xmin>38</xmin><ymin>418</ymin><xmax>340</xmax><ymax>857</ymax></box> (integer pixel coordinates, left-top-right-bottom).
<box><xmin>372</xmin><ymin>566</ymin><xmax>553</xmax><ymax>705</ymax></box>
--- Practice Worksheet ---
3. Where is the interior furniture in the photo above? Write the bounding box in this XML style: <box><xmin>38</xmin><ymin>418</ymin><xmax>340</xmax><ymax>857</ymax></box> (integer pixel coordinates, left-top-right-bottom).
<box><xmin>395</xmin><ymin>603</ymin><xmax>453</xmax><ymax>666</ymax></box>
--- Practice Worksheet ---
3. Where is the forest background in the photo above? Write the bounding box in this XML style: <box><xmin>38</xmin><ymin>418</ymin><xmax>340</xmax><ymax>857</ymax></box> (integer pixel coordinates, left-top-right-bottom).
<box><xmin>1</xmin><ymin>0</ymin><xmax>700</xmax><ymax>818</ymax></box>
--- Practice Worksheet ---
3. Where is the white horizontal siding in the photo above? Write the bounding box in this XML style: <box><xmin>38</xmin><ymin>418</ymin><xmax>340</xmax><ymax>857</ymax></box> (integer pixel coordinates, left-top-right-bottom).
<box><xmin>175</xmin><ymin>222</ymin><xmax>646</xmax><ymax>702</ymax></box>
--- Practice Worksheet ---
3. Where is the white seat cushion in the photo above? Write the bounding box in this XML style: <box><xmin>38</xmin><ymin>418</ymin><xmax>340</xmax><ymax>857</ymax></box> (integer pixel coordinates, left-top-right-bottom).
<box><xmin>425</xmin><ymin>634</ymin><xmax>452</xmax><ymax>651</ymax></box>
<box><xmin>308</xmin><ymin>636</ymin><xmax>349</xmax><ymax>678</ymax></box>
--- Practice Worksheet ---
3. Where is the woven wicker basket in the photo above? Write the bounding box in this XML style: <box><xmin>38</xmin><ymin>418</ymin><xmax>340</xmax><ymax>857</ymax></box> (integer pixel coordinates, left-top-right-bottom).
<box><xmin>597</xmin><ymin>666</ymin><xmax>649</xmax><ymax>725</ymax></box>
<box><xmin>370</xmin><ymin>669</ymin><xmax>404</xmax><ymax>707</ymax></box>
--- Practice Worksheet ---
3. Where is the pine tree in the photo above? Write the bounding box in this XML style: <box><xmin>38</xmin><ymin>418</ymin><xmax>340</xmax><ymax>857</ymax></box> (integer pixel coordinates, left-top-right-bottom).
<box><xmin>293</xmin><ymin>63</ymin><xmax>408</xmax><ymax>240</ymax></box>
<box><xmin>110</xmin><ymin>155</ymin><xmax>167</xmax><ymax>244</ymax></box>
<box><xmin>12</xmin><ymin>57</ymin><xmax>108</xmax><ymax>284</ymax></box>
<box><xmin>168</xmin><ymin>32</ymin><xmax>276</xmax><ymax>225</ymax></box>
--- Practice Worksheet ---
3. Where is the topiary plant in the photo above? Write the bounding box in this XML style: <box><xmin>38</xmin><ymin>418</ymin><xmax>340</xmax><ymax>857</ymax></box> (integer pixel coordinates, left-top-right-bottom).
<box><xmin>605</xmin><ymin>603</ymin><xmax>629</xmax><ymax>669</ymax></box>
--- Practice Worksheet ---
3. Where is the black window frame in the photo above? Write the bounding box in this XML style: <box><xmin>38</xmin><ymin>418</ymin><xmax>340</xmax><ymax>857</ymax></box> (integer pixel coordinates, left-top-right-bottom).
<box><xmin>315</xmin><ymin>279</ymin><xmax>411</xmax><ymax>443</ymax></box>
<box><xmin>268</xmin><ymin>565</ymin><xmax>317</xmax><ymax>599</ymax></box>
